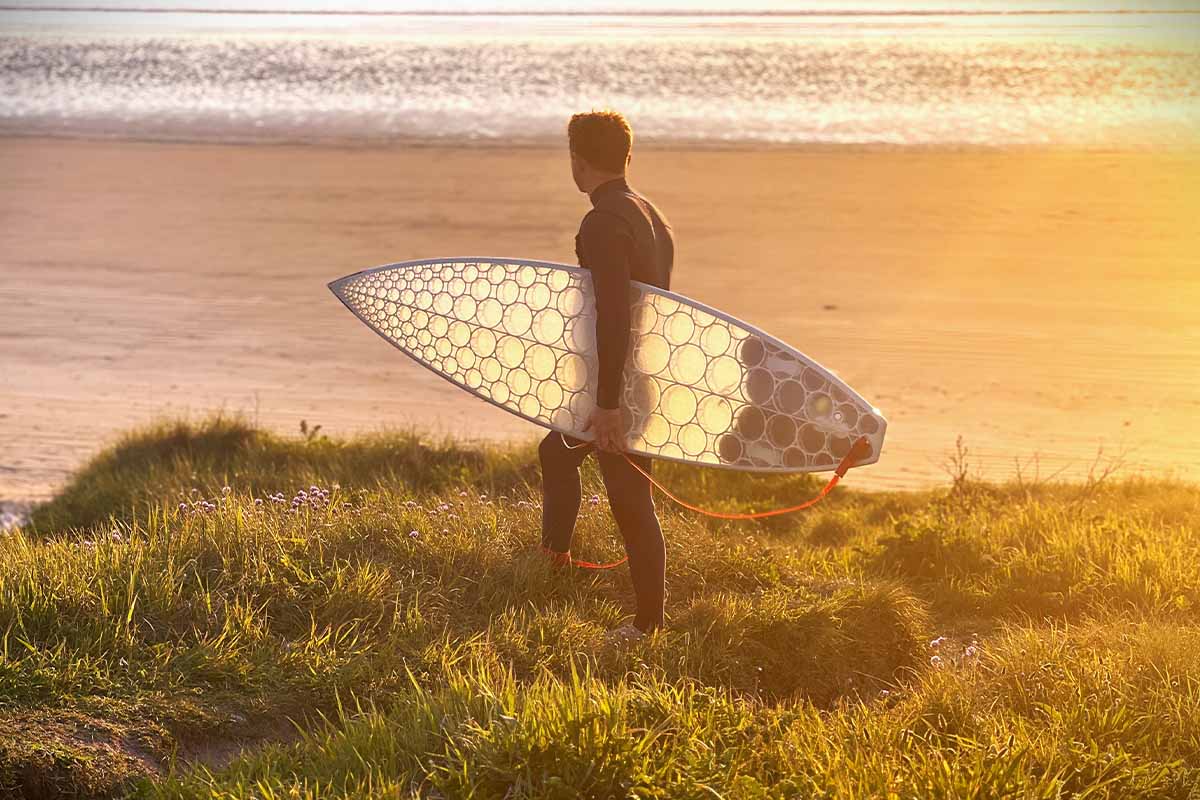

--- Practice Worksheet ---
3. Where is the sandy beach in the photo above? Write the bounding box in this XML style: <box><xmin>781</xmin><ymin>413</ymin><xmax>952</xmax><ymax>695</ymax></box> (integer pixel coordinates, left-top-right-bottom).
<box><xmin>1</xmin><ymin>136</ymin><xmax>1197</xmax><ymax>500</ymax></box>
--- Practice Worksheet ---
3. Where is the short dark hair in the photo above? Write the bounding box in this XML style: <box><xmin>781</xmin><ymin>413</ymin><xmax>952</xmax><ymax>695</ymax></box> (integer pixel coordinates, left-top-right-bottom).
<box><xmin>568</xmin><ymin>110</ymin><xmax>632</xmax><ymax>173</ymax></box>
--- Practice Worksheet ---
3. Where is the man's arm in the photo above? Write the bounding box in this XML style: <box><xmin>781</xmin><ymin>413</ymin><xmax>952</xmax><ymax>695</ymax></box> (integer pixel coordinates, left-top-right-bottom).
<box><xmin>577</xmin><ymin>209</ymin><xmax>635</xmax><ymax>412</ymax></box>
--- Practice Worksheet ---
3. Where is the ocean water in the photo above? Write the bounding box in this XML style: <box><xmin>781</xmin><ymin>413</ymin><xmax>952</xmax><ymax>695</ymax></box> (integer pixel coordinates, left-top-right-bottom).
<box><xmin>1</xmin><ymin>3</ymin><xmax>1198</xmax><ymax>147</ymax></box>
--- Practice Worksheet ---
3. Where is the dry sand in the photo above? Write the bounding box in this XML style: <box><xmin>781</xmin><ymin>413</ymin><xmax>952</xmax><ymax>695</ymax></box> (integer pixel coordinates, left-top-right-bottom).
<box><xmin>1</xmin><ymin>137</ymin><xmax>1198</xmax><ymax>501</ymax></box>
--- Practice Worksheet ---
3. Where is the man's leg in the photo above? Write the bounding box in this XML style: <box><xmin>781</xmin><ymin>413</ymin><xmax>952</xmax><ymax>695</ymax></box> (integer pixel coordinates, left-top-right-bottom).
<box><xmin>539</xmin><ymin>431</ymin><xmax>592</xmax><ymax>555</ymax></box>
<box><xmin>596</xmin><ymin>451</ymin><xmax>665</xmax><ymax>632</ymax></box>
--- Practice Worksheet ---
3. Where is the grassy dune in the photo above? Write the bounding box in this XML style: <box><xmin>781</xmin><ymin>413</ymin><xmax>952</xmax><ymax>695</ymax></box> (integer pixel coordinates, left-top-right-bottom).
<box><xmin>2</xmin><ymin>417</ymin><xmax>1198</xmax><ymax>798</ymax></box>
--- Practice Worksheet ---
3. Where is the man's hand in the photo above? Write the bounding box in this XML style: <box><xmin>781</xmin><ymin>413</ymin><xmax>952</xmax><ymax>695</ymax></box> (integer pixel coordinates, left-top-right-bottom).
<box><xmin>584</xmin><ymin>406</ymin><xmax>625</xmax><ymax>452</ymax></box>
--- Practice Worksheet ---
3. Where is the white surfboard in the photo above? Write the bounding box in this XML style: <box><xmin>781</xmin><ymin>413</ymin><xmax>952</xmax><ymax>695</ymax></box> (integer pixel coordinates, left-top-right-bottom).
<box><xmin>329</xmin><ymin>257</ymin><xmax>885</xmax><ymax>473</ymax></box>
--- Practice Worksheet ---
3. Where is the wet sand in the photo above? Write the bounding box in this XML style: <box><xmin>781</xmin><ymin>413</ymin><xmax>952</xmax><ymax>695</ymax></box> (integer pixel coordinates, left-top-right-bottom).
<box><xmin>1</xmin><ymin>137</ymin><xmax>1198</xmax><ymax>501</ymax></box>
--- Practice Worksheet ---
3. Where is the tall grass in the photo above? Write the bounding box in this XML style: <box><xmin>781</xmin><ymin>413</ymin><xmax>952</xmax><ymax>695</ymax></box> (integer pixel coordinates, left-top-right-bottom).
<box><xmin>2</xmin><ymin>417</ymin><xmax>1197</xmax><ymax>798</ymax></box>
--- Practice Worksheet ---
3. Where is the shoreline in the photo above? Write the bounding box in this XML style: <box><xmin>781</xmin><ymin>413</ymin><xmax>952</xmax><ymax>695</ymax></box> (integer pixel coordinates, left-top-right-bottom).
<box><xmin>4</xmin><ymin>129</ymin><xmax>1199</xmax><ymax>157</ymax></box>
<box><xmin>2</xmin><ymin>136</ymin><xmax>1197</xmax><ymax>501</ymax></box>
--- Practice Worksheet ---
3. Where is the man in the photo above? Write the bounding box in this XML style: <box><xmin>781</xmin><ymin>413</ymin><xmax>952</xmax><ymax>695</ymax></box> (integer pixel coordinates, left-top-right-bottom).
<box><xmin>538</xmin><ymin>110</ymin><xmax>675</xmax><ymax>641</ymax></box>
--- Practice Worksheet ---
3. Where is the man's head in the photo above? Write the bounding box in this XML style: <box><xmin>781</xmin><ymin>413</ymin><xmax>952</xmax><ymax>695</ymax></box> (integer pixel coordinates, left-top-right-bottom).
<box><xmin>568</xmin><ymin>110</ymin><xmax>632</xmax><ymax>193</ymax></box>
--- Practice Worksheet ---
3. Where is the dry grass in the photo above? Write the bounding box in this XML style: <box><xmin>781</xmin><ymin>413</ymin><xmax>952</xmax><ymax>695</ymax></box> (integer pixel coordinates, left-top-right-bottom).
<box><xmin>2</xmin><ymin>416</ymin><xmax>1197</xmax><ymax>798</ymax></box>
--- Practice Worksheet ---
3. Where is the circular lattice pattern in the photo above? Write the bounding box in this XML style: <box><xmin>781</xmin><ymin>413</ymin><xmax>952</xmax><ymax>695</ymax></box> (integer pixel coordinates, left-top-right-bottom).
<box><xmin>333</xmin><ymin>259</ymin><xmax>885</xmax><ymax>472</ymax></box>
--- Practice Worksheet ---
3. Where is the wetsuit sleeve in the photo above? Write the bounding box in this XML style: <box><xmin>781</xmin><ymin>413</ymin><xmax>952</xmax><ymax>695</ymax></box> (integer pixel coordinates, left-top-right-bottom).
<box><xmin>578</xmin><ymin>209</ymin><xmax>634</xmax><ymax>410</ymax></box>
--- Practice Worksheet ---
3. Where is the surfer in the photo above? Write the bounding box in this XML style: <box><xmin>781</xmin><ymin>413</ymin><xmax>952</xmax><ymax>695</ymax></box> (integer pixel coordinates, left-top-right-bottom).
<box><xmin>539</xmin><ymin>110</ymin><xmax>675</xmax><ymax>642</ymax></box>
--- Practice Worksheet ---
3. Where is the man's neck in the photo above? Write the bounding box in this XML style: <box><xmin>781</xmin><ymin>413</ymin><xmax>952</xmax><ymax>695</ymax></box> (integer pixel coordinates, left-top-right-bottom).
<box><xmin>586</xmin><ymin>173</ymin><xmax>626</xmax><ymax>194</ymax></box>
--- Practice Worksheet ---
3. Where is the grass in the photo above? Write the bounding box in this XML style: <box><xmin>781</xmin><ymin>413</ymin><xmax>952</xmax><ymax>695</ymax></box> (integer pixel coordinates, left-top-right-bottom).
<box><xmin>2</xmin><ymin>415</ymin><xmax>1198</xmax><ymax>798</ymax></box>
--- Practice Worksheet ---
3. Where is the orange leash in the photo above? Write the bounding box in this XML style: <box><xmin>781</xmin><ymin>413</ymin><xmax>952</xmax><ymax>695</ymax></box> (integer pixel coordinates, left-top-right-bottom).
<box><xmin>541</xmin><ymin>545</ymin><xmax>629</xmax><ymax>570</ymax></box>
<box><xmin>622</xmin><ymin>435</ymin><xmax>872</xmax><ymax>520</ymax></box>
<box><xmin>547</xmin><ymin>435</ymin><xmax>871</xmax><ymax>570</ymax></box>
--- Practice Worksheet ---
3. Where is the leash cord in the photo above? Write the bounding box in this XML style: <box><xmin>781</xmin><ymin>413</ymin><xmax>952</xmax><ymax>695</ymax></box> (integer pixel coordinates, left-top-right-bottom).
<box><xmin>549</xmin><ymin>433</ymin><xmax>871</xmax><ymax>570</ymax></box>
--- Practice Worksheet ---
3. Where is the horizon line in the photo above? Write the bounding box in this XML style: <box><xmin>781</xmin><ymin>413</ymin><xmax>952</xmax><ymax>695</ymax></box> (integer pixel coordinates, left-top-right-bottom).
<box><xmin>2</xmin><ymin>5</ymin><xmax>1198</xmax><ymax>16</ymax></box>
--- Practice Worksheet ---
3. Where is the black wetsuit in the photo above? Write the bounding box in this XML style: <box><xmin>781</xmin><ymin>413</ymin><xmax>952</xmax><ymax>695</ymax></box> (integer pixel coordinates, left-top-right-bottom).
<box><xmin>539</xmin><ymin>176</ymin><xmax>675</xmax><ymax>632</ymax></box>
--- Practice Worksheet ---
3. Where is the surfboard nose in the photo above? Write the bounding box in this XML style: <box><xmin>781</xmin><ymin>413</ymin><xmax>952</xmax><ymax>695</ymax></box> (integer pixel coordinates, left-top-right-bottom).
<box><xmin>327</xmin><ymin>273</ymin><xmax>354</xmax><ymax>297</ymax></box>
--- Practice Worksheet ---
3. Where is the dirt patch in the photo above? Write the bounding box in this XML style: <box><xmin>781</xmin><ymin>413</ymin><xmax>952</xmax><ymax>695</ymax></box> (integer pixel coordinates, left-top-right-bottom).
<box><xmin>172</xmin><ymin>716</ymin><xmax>303</xmax><ymax>774</ymax></box>
<box><xmin>0</xmin><ymin>707</ymin><xmax>302</xmax><ymax>798</ymax></box>
<box><xmin>0</xmin><ymin>708</ymin><xmax>163</xmax><ymax>798</ymax></box>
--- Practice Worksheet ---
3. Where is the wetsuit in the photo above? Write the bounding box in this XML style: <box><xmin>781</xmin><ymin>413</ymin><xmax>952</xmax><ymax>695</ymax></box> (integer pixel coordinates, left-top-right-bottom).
<box><xmin>539</xmin><ymin>176</ymin><xmax>675</xmax><ymax>632</ymax></box>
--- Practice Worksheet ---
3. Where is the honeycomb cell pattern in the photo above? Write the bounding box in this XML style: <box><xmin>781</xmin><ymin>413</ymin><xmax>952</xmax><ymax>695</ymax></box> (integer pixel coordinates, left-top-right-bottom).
<box><xmin>330</xmin><ymin>258</ymin><xmax>886</xmax><ymax>473</ymax></box>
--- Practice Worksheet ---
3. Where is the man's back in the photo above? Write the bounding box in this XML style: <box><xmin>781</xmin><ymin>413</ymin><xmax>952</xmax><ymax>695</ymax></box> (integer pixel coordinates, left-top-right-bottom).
<box><xmin>576</xmin><ymin>177</ymin><xmax>674</xmax><ymax>291</ymax></box>
<box><xmin>574</xmin><ymin>176</ymin><xmax>675</xmax><ymax>410</ymax></box>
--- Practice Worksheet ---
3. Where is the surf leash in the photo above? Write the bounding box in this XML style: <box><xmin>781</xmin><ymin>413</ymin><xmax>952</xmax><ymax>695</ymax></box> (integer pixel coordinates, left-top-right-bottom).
<box><xmin>541</xmin><ymin>545</ymin><xmax>630</xmax><ymax>571</ymax></box>
<box><xmin>622</xmin><ymin>435</ymin><xmax>872</xmax><ymax>520</ymax></box>
<box><xmin>547</xmin><ymin>434</ymin><xmax>871</xmax><ymax>570</ymax></box>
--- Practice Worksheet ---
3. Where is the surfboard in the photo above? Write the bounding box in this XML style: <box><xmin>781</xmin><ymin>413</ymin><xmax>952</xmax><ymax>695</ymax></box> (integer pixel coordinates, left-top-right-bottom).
<box><xmin>329</xmin><ymin>257</ymin><xmax>886</xmax><ymax>474</ymax></box>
